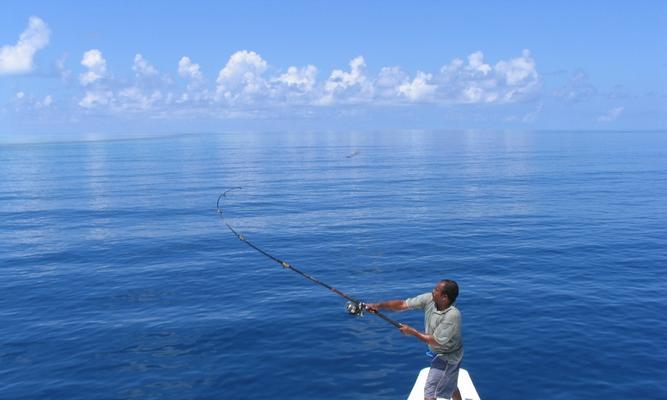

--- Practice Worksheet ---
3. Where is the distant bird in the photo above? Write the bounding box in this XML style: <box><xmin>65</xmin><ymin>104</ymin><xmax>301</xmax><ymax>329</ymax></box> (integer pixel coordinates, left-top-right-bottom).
<box><xmin>346</xmin><ymin>150</ymin><xmax>360</xmax><ymax>159</ymax></box>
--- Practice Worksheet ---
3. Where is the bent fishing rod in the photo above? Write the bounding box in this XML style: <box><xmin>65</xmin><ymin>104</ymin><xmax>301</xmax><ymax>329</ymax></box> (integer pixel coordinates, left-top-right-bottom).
<box><xmin>217</xmin><ymin>188</ymin><xmax>402</xmax><ymax>329</ymax></box>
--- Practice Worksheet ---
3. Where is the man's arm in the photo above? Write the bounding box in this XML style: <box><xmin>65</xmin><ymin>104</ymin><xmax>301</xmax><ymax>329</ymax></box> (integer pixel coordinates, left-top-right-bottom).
<box><xmin>365</xmin><ymin>300</ymin><xmax>409</xmax><ymax>312</ymax></box>
<box><xmin>398</xmin><ymin>324</ymin><xmax>441</xmax><ymax>347</ymax></box>
<box><xmin>367</xmin><ymin>299</ymin><xmax>440</xmax><ymax>346</ymax></box>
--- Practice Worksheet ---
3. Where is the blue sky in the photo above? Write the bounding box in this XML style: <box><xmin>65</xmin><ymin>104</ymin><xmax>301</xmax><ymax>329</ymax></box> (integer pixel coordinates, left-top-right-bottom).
<box><xmin>2</xmin><ymin>1</ymin><xmax>666</xmax><ymax>139</ymax></box>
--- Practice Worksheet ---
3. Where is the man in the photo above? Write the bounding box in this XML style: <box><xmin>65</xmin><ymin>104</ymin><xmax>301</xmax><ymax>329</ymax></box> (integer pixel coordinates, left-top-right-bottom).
<box><xmin>366</xmin><ymin>279</ymin><xmax>463</xmax><ymax>400</ymax></box>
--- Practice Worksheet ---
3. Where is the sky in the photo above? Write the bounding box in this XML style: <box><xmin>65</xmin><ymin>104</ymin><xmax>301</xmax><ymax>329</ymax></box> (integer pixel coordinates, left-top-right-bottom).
<box><xmin>1</xmin><ymin>1</ymin><xmax>666</xmax><ymax>140</ymax></box>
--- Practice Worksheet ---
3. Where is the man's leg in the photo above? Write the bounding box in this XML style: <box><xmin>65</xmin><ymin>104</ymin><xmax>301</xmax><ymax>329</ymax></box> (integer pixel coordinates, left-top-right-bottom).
<box><xmin>424</xmin><ymin>356</ymin><xmax>446</xmax><ymax>400</ymax></box>
<box><xmin>424</xmin><ymin>356</ymin><xmax>462</xmax><ymax>400</ymax></box>
<box><xmin>424</xmin><ymin>387</ymin><xmax>460</xmax><ymax>400</ymax></box>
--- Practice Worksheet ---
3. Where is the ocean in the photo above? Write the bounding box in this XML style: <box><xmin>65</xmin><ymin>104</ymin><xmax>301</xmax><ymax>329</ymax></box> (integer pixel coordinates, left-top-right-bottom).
<box><xmin>1</xmin><ymin>130</ymin><xmax>666</xmax><ymax>399</ymax></box>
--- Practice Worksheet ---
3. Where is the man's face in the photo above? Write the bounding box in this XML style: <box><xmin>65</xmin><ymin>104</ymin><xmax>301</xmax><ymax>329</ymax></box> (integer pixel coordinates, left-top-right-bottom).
<box><xmin>432</xmin><ymin>282</ymin><xmax>448</xmax><ymax>308</ymax></box>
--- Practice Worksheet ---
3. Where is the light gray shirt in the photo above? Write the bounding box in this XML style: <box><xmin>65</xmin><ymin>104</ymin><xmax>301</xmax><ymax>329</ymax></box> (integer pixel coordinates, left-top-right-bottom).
<box><xmin>405</xmin><ymin>292</ymin><xmax>463</xmax><ymax>364</ymax></box>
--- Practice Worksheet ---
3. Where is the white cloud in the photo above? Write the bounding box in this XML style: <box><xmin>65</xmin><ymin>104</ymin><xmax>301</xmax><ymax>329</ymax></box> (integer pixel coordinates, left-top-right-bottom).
<box><xmin>374</xmin><ymin>67</ymin><xmax>408</xmax><ymax>88</ymax></box>
<box><xmin>77</xmin><ymin>53</ymin><xmax>168</xmax><ymax>111</ymax></box>
<box><xmin>0</xmin><ymin>16</ymin><xmax>50</xmax><ymax>74</ymax></box>
<box><xmin>373</xmin><ymin>66</ymin><xmax>412</xmax><ymax>102</ymax></box>
<box><xmin>79</xmin><ymin>49</ymin><xmax>107</xmax><ymax>86</ymax></box>
<box><xmin>467</xmin><ymin>51</ymin><xmax>492</xmax><ymax>75</ymax></box>
<box><xmin>440</xmin><ymin>58</ymin><xmax>464</xmax><ymax>77</ymax></box>
<box><xmin>597</xmin><ymin>106</ymin><xmax>624</xmax><ymax>122</ymax></box>
<box><xmin>216</xmin><ymin>50</ymin><xmax>268</xmax><ymax>102</ymax></box>
<box><xmin>118</xmin><ymin>87</ymin><xmax>163</xmax><ymax>110</ymax></box>
<box><xmin>275</xmin><ymin>65</ymin><xmax>317</xmax><ymax>92</ymax></box>
<box><xmin>178</xmin><ymin>56</ymin><xmax>203</xmax><ymax>81</ymax></box>
<box><xmin>325</xmin><ymin>56</ymin><xmax>367</xmax><ymax>91</ymax></box>
<box><xmin>436</xmin><ymin>49</ymin><xmax>540</xmax><ymax>104</ymax></box>
<box><xmin>58</xmin><ymin>49</ymin><xmax>543</xmax><ymax>118</ymax></box>
<box><xmin>16</xmin><ymin>91</ymin><xmax>25</xmax><ymax>99</ymax></box>
<box><xmin>133</xmin><ymin>54</ymin><xmax>158</xmax><ymax>77</ymax></box>
<box><xmin>177</xmin><ymin>56</ymin><xmax>208</xmax><ymax>102</ymax></box>
<box><xmin>321</xmin><ymin>56</ymin><xmax>373</xmax><ymax>104</ymax></box>
<box><xmin>495</xmin><ymin>49</ymin><xmax>537</xmax><ymax>86</ymax></box>
<box><xmin>397</xmin><ymin>71</ymin><xmax>437</xmax><ymax>102</ymax></box>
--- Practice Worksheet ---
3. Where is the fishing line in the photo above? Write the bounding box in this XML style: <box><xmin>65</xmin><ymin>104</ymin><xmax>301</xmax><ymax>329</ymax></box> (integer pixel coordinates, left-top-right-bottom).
<box><xmin>217</xmin><ymin>187</ymin><xmax>401</xmax><ymax>329</ymax></box>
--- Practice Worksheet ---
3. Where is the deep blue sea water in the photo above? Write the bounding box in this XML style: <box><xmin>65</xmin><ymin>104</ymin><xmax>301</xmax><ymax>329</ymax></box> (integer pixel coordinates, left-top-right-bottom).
<box><xmin>1</xmin><ymin>130</ymin><xmax>666</xmax><ymax>400</ymax></box>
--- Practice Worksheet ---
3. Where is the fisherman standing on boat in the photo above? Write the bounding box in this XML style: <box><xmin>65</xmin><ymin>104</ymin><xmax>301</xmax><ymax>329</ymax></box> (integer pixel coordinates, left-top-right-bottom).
<box><xmin>366</xmin><ymin>279</ymin><xmax>463</xmax><ymax>400</ymax></box>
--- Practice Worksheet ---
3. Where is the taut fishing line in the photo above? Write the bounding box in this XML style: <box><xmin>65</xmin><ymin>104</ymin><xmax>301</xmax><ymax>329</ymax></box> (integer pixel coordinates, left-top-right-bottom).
<box><xmin>217</xmin><ymin>187</ymin><xmax>402</xmax><ymax>329</ymax></box>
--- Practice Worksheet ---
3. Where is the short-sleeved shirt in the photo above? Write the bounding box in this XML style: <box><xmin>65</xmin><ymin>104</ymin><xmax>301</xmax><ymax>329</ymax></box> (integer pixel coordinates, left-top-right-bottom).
<box><xmin>405</xmin><ymin>292</ymin><xmax>463</xmax><ymax>364</ymax></box>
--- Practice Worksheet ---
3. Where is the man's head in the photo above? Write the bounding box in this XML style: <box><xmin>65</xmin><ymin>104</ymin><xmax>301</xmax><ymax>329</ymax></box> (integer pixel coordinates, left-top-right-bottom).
<box><xmin>432</xmin><ymin>279</ymin><xmax>459</xmax><ymax>310</ymax></box>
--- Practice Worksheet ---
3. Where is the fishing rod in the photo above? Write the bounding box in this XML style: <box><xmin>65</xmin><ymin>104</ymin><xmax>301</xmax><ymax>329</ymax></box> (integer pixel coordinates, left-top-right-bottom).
<box><xmin>217</xmin><ymin>187</ymin><xmax>402</xmax><ymax>329</ymax></box>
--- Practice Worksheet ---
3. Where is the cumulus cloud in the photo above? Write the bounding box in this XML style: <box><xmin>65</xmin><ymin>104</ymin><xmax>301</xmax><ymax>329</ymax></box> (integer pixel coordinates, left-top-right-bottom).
<box><xmin>495</xmin><ymin>50</ymin><xmax>537</xmax><ymax>86</ymax></box>
<box><xmin>117</xmin><ymin>87</ymin><xmax>163</xmax><ymax>110</ymax></box>
<box><xmin>0</xmin><ymin>16</ymin><xmax>50</xmax><ymax>74</ymax></box>
<box><xmin>374</xmin><ymin>50</ymin><xmax>540</xmax><ymax>105</ymax></box>
<box><xmin>374</xmin><ymin>66</ymin><xmax>408</xmax><ymax>98</ymax></box>
<box><xmin>177</xmin><ymin>56</ymin><xmax>209</xmax><ymax>102</ymax></box>
<box><xmin>77</xmin><ymin>52</ymin><xmax>168</xmax><ymax>111</ymax></box>
<box><xmin>459</xmin><ymin>50</ymin><xmax>540</xmax><ymax>103</ymax></box>
<box><xmin>597</xmin><ymin>106</ymin><xmax>624</xmax><ymax>122</ymax></box>
<box><xmin>398</xmin><ymin>71</ymin><xmax>437</xmax><ymax>102</ymax></box>
<box><xmin>178</xmin><ymin>56</ymin><xmax>203</xmax><ymax>81</ymax></box>
<box><xmin>216</xmin><ymin>50</ymin><xmax>268</xmax><ymax>102</ymax></box>
<box><xmin>435</xmin><ymin>49</ymin><xmax>539</xmax><ymax>104</ymax></box>
<box><xmin>79</xmin><ymin>49</ymin><xmax>107</xmax><ymax>86</ymax></box>
<box><xmin>66</xmin><ymin>48</ymin><xmax>542</xmax><ymax>117</ymax></box>
<box><xmin>133</xmin><ymin>54</ymin><xmax>158</xmax><ymax>77</ymax></box>
<box><xmin>275</xmin><ymin>65</ymin><xmax>317</xmax><ymax>92</ymax></box>
<box><xmin>467</xmin><ymin>51</ymin><xmax>492</xmax><ymax>75</ymax></box>
<box><xmin>325</xmin><ymin>56</ymin><xmax>368</xmax><ymax>91</ymax></box>
<box><xmin>321</xmin><ymin>56</ymin><xmax>373</xmax><ymax>104</ymax></box>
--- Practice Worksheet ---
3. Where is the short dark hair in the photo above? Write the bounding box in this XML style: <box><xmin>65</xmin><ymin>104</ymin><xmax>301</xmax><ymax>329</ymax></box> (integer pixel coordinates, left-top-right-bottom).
<box><xmin>440</xmin><ymin>279</ymin><xmax>459</xmax><ymax>303</ymax></box>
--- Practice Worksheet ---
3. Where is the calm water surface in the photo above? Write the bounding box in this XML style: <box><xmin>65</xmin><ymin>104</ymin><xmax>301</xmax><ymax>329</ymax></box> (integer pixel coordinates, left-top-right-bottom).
<box><xmin>1</xmin><ymin>131</ymin><xmax>666</xmax><ymax>399</ymax></box>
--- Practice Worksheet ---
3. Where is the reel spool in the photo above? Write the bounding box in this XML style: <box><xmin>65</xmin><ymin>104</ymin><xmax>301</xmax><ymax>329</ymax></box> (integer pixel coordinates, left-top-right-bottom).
<box><xmin>345</xmin><ymin>301</ymin><xmax>365</xmax><ymax>316</ymax></box>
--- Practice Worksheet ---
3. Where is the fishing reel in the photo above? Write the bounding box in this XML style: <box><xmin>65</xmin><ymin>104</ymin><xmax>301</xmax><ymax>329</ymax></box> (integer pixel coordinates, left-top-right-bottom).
<box><xmin>345</xmin><ymin>301</ymin><xmax>366</xmax><ymax>317</ymax></box>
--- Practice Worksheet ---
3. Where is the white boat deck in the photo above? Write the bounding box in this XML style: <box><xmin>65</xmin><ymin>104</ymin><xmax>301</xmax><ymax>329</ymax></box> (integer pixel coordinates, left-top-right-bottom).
<box><xmin>407</xmin><ymin>368</ymin><xmax>480</xmax><ymax>400</ymax></box>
